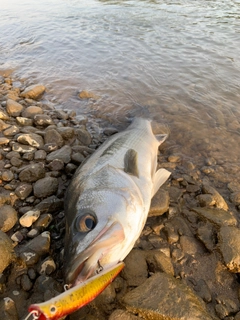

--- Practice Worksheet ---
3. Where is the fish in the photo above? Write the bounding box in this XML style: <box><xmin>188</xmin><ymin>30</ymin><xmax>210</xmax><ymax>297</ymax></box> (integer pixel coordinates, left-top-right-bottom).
<box><xmin>28</xmin><ymin>262</ymin><xmax>125</xmax><ymax>320</ymax></box>
<box><xmin>64</xmin><ymin>118</ymin><xmax>171</xmax><ymax>287</ymax></box>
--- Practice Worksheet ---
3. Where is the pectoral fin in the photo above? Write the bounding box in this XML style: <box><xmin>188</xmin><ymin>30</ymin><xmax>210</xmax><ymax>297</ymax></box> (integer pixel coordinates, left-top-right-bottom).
<box><xmin>124</xmin><ymin>149</ymin><xmax>139</xmax><ymax>178</ymax></box>
<box><xmin>156</xmin><ymin>134</ymin><xmax>168</xmax><ymax>145</ymax></box>
<box><xmin>152</xmin><ymin>168</ymin><xmax>171</xmax><ymax>197</ymax></box>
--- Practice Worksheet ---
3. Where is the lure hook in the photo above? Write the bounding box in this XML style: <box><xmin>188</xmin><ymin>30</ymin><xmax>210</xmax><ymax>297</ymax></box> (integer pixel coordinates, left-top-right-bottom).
<box><xmin>23</xmin><ymin>310</ymin><xmax>39</xmax><ymax>320</ymax></box>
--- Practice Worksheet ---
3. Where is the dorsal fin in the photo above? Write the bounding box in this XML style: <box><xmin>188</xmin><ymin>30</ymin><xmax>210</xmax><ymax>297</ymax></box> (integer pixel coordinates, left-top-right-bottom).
<box><xmin>124</xmin><ymin>149</ymin><xmax>139</xmax><ymax>178</ymax></box>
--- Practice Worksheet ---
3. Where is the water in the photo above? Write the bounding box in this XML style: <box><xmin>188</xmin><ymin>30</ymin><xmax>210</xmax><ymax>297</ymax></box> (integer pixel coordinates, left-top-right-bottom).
<box><xmin>0</xmin><ymin>0</ymin><xmax>240</xmax><ymax>181</ymax></box>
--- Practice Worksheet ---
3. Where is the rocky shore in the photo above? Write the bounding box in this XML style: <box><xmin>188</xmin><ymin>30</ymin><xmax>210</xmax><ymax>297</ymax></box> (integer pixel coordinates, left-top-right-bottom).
<box><xmin>0</xmin><ymin>74</ymin><xmax>240</xmax><ymax>320</ymax></box>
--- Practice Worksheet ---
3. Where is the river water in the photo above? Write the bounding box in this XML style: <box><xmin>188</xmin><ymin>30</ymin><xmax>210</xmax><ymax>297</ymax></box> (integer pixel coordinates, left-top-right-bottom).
<box><xmin>1</xmin><ymin>0</ymin><xmax>240</xmax><ymax>183</ymax></box>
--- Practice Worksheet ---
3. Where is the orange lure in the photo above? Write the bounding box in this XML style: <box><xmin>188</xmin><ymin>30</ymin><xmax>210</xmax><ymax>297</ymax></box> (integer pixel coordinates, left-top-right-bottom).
<box><xmin>28</xmin><ymin>262</ymin><xmax>124</xmax><ymax>320</ymax></box>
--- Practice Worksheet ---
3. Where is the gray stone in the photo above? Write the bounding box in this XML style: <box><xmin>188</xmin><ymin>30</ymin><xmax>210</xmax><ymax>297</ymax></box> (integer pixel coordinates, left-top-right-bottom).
<box><xmin>194</xmin><ymin>279</ymin><xmax>212</xmax><ymax>303</ymax></box>
<box><xmin>122</xmin><ymin>273</ymin><xmax>213</xmax><ymax>320</ymax></box>
<box><xmin>218</xmin><ymin>226</ymin><xmax>240</xmax><ymax>273</ymax></box>
<box><xmin>0</xmin><ymin>205</ymin><xmax>18</xmax><ymax>232</ymax></box>
<box><xmin>196</xmin><ymin>224</ymin><xmax>215</xmax><ymax>251</ymax></box>
<box><xmin>197</xmin><ymin>194</ymin><xmax>215</xmax><ymax>207</ymax></box>
<box><xmin>0</xmin><ymin>230</ymin><xmax>15</xmax><ymax>273</ymax></box>
<box><xmin>44</xmin><ymin>143</ymin><xmax>58</xmax><ymax>152</ymax></box>
<box><xmin>34</xmin><ymin>114</ymin><xmax>54</xmax><ymax>126</ymax></box>
<box><xmin>227</xmin><ymin>181</ymin><xmax>240</xmax><ymax>193</ymax></box>
<box><xmin>44</xmin><ymin>128</ymin><xmax>64</xmax><ymax>147</ymax></box>
<box><xmin>22</xmin><ymin>151</ymin><xmax>34</xmax><ymax>160</ymax></box>
<box><xmin>76</xmin><ymin>128</ymin><xmax>92</xmax><ymax>145</ymax></box>
<box><xmin>21</xmin><ymin>106</ymin><xmax>43</xmax><ymax>118</ymax></box>
<box><xmin>17</xmin><ymin>133</ymin><xmax>44</xmax><ymax>149</ymax></box>
<box><xmin>57</xmin><ymin>126</ymin><xmax>75</xmax><ymax>140</ymax></box>
<box><xmin>6</xmin><ymin>151</ymin><xmax>20</xmax><ymax>159</ymax></box>
<box><xmin>16</xmin><ymin>116</ymin><xmax>33</xmax><ymax>126</ymax></box>
<box><xmin>12</xmin><ymin>142</ymin><xmax>36</xmax><ymax>153</ymax></box>
<box><xmin>19</xmin><ymin>163</ymin><xmax>45</xmax><ymax>182</ymax></box>
<box><xmin>202</xmin><ymin>183</ymin><xmax>228</xmax><ymax>211</ymax></box>
<box><xmin>46</xmin><ymin>145</ymin><xmax>72</xmax><ymax>163</ymax></box>
<box><xmin>149</xmin><ymin>189</ymin><xmax>170</xmax><ymax>217</ymax></box>
<box><xmin>191</xmin><ymin>207</ymin><xmax>237</xmax><ymax>227</ymax></box>
<box><xmin>180</xmin><ymin>235</ymin><xmax>202</xmax><ymax>256</ymax></box>
<box><xmin>11</xmin><ymin>231</ymin><xmax>25</xmax><ymax>243</ymax></box>
<box><xmin>24</xmin><ymin>231</ymin><xmax>50</xmax><ymax>256</ymax></box>
<box><xmin>3</xmin><ymin>125</ymin><xmax>20</xmax><ymax>136</ymax></box>
<box><xmin>19</xmin><ymin>209</ymin><xmax>41</xmax><ymax>227</ymax></box>
<box><xmin>33</xmin><ymin>176</ymin><xmax>58</xmax><ymax>198</ymax></box>
<box><xmin>20</xmin><ymin>250</ymin><xmax>39</xmax><ymax>266</ymax></box>
<box><xmin>20</xmin><ymin>274</ymin><xmax>33</xmax><ymax>291</ymax></box>
<box><xmin>48</xmin><ymin>159</ymin><xmax>64</xmax><ymax>171</ymax></box>
<box><xmin>6</xmin><ymin>99</ymin><xmax>24</xmax><ymax>117</ymax></box>
<box><xmin>21</xmin><ymin>84</ymin><xmax>45</xmax><ymax>99</ymax></box>
<box><xmin>10</xmin><ymin>156</ymin><xmax>23</xmax><ymax>167</ymax></box>
<box><xmin>71</xmin><ymin>152</ymin><xmax>85</xmax><ymax>165</ymax></box>
<box><xmin>34</xmin><ymin>149</ymin><xmax>47</xmax><ymax>160</ymax></box>
<box><xmin>15</xmin><ymin>183</ymin><xmax>32</xmax><ymax>200</ymax></box>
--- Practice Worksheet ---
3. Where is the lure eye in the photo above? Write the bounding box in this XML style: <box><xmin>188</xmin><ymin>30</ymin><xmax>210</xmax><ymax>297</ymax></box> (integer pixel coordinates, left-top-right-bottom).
<box><xmin>50</xmin><ymin>305</ymin><xmax>57</xmax><ymax>314</ymax></box>
<box><xmin>76</xmin><ymin>213</ymin><xmax>97</xmax><ymax>232</ymax></box>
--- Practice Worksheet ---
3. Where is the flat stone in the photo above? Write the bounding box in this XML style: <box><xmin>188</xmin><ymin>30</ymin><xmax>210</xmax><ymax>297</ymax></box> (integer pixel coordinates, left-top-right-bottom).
<box><xmin>16</xmin><ymin>116</ymin><xmax>33</xmax><ymax>126</ymax></box>
<box><xmin>44</xmin><ymin>129</ymin><xmax>64</xmax><ymax>147</ymax></box>
<box><xmin>23</xmin><ymin>231</ymin><xmax>50</xmax><ymax>256</ymax></box>
<box><xmin>21</xmin><ymin>106</ymin><xmax>43</xmax><ymax>119</ymax></box>
<box><xmin>0</xmin><ymin>230</ymin><xmax>15</xmax><ymax>273</ymax></box>
<box><xmin>149</xmin><ymin>189</ymin><xmax>170</xmax><ymax>216</ymax></box>
<box><xmin>218</xmin><ymin>226</ymin><xmax>240</xmax><ymax>273</ymax></box>
<box><xmin>34</xmin><ymin>114</ymin><xmax>54</xmax><ymax>126</ymax></box>
<box><xmin>12</xmin><ymin>142</ymin><xmax>36</xmax><ymax>153</ymax></box>
<box><xmin>3</xmin><ymin>125</ymin><xmax>20</xmax><ymax>136</ymax></box>
<box><xmin>76</xmin><ymin>128</ymin><xmax>92</xmax><ymax>145</ymax></box>
<box><xmin>19</xmin><ymin>209</ymin><xmax>41</xmax><ymax>227</ymax></box>
<box><xmin>21</xmin><ymin>84</ymin><xmax>45</xmax><ymax>99</ymax></box>
<box><xmin>33</xmin><ymin>176</ymin><xmax>58</xmax><ymax>198</ymax></box>
<box><xmin>19</xmin><ymin>163</ymin><xmax>45</xmax><ymax>182</ymax></box>
<box><xmin>6</xmin><ymin>99</ymin><xmax>24</xmax><ymax>117</ymax></box>
<box><xmin>191</xmin><ymin>207</ymin><xmax>237</xmax><ymax>227</ymax></box>
<box><xmin>145</xmin><ymin>250</ymin><xmax>174</xmax><ymax>276</ymax></box>
<box><xmin>0</xmin><ymin>205</ymin><xmax>18</xmax><ymax>232</ymax></box>
<box><xmin>122</xmin><ymin>273</ymin><xmax>213</xmax><ymax>320</ymax></box>
<box><xmin>46</xmin><ymin>145</ymin><xmax>72</xmax><ymax>164</ymax></box>
<box><xmin>196</xmin><ymin>224</ymin><xmax>215</xmax><ymax>252</ymax></box>
<box><xmin>17</xmin><ymin>133</ymin><xmax>44</xmax><ymax>149</ymax></box>
<box><xmin>202</xmin><ymin>183</ymin><xmax>228</xmax><ymax>211</ymax></box>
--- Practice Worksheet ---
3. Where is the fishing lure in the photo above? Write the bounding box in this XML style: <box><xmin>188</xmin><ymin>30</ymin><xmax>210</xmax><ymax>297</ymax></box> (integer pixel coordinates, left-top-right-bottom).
<box><xmin>26</xmin><ymin>262</ymin><xmax>125</xmax><ymax>320</ymax></box>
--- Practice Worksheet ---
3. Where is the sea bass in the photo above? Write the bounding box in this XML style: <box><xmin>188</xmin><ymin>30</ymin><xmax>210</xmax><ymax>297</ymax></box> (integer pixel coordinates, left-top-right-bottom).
<box><xmin>64</xmin><ymin>118</ymin><xmax>171</xmax><ymax>287</ymax></box>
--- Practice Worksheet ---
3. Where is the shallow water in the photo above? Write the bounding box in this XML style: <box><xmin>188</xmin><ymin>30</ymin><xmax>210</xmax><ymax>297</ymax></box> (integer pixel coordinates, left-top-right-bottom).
<box><xmin>1</xmin><ymin>0</ymin><xmax>240</xmax><ymax>179</ymax></box>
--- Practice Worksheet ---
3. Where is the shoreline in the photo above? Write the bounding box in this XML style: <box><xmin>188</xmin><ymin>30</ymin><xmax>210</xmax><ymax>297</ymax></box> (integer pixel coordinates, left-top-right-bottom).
<box><xmin>0</xmin><ymin>74</ymin><xmax>240</xmax><ymax>320</ymax></box>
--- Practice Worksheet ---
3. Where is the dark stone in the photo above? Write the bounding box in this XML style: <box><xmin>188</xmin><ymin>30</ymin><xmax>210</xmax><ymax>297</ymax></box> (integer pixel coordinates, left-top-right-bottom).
<box><xmin>33</xmin><ymin>177</ymin><xmax>59</xmax><ymax>198</ymax></box>
<box><xmin>19</xmin><ymin>163</ymin><xmax>45</xmax><ymax>182</ymax></box>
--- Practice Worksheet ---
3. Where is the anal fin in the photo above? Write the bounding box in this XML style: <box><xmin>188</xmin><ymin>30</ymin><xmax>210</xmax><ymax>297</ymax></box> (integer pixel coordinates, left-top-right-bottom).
<box><xmin>152</xmin><ymin>168</ymin><xmax>171</xmax><ymax>197</ymax></box>
<box><xmin>124</xmin><ymin>149</ymin><xmax>139</xmax><ymax>178</ymax></box>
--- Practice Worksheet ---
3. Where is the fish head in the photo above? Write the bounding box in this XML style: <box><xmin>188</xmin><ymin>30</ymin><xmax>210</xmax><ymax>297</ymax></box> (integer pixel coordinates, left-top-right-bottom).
<box><xmin>64</xmin><ymin>187</ymin><xmax>143</xmax><ymax>287</ymax></box>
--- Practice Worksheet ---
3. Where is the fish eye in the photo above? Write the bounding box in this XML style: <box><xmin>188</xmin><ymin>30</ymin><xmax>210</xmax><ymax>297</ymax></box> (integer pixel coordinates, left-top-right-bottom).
<box><xmin>76</xmin><ymin>213</ymin><xmax>97</xmax><ymax>232</ymax></box>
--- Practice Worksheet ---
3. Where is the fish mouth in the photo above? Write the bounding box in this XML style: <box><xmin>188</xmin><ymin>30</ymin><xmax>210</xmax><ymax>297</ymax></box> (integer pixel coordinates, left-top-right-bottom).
<box><xmin>66</xmin><ymin>221</ymin><xmax>125</xmax><ymax>287</ymax></box>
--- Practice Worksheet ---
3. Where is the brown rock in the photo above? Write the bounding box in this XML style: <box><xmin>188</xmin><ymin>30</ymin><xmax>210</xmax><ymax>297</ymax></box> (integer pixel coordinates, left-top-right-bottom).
<box><xmin>44</xmin><ymin>129</ymin><xmax>64</xmax><ymax>147</ymax></box>
<box><xmin>17</xmin><ymin>133</ymin><xmax>44</xmax><ymax>149</ymax></box>
<box><xmin>78</xmin><ymin>90</ymin><xmax>99</xmax><ymax>99</ymax></box>
<box><xmin>0</xmin><ymin>231</ymin><xmax>15</xmax><ymax>273</ymax></box>
<box><xmin>21</xmin><ymin>84</ymin><xmax>45</xmax><ymax>99</ymax></box>
<box><xmin>21</xmin><ymin>106</ymin><xmax>43</xmax><ymax>119</ymax></box>
<box><xmin>33</xmin><ymin>176</ymin><xmax>59</xmax><ymax>198</ymax></box>
<box><xmin>19</xmin><ymin>163</ymin><xmax>45</xmax><ymax>182</ymax></box>
<box><xmin>149</xmin><ymin>189</ymin><xmax>170</xmax><ymax>216</ymax></box>
<box><xmin>0</xmin><ymin>205</ymin><xmax>18</xmax><ymax>232</ymax></box>
<box><xmin>6</xmin><ymin>99</ymin><xmax>24</xmax><ymax>117</ymax></box>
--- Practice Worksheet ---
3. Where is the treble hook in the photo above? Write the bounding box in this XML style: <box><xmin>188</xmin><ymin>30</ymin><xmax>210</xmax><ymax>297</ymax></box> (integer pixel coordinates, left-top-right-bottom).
<box><xmin>23</xmin><ymin>310</ymin><xmax>39</xmax><ymax>320</ymax></box>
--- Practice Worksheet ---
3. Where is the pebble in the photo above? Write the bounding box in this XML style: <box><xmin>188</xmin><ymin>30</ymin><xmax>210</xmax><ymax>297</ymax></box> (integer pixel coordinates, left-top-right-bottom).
<box><xmin>15</xmin><ymin>182</ymin><xmax>33</xmax><ymax>199</ymax></box>
<box><xmin>19</xmin><ymin>209</ymin><xmax>41</xmax><ymax>227</ymax></box>
<box><xmin>24</xmin><ymin>231</ymin><xmax>51</xmax><ymax>256</ymax></box>
<box><xmin>230</xmin><ymin>192</ymin><xmax>240</xmax><ymax>206</ymax></box>
<box><xmin>19</xmin><ymin>162</ymin><xmax>45</xmax><ymax>182</ymax></box>
<box><xmin>34</xmin><ymin>114</ymin><xmax>54</xmax><ymax>126</ymax></box>
<box><xmin>46</xmin><ymin>145</ymin><xmax>72</xmax><ymax>163</ymax></box>
<box><xmin>38</xmin><ymin>257</ymin><xmax>56</xmax><ymax>275</ymax></box>
<box><xmin>0</xmin><ymin>205</ymin><xmax>18</xmax><ymax>232</ymax></box>
<box><xmin>0</xmin><ymin>109</ymin><xmax>10</xmax><ymax>120</ymax></box>
<box><xmin>21</xmin><ymin>106</ymin><xmax>43</xmax><ymax>118</ymax></box>
<box><xmin>34</xmin><ymin>149</ymin><xmax>47</xmax><ymax>160</ymax></box>
<box><xmin>3</xmin><ymin>125</ymin><xmax>20</xmax><ymax>136</ymax></box>
<box><xmin>76</xmin><ymin>127</ymin><xmax>92</xmax><ymax>145</ymax></box>
<box><xmin>33</xmin><ymin>213</ymin><xmax>52</xmax><ymax>229</ymax></box>
<box><xmin>17</xmin><ymin>133</ymin><xmax>44</xmax><ymax>149</ymax></box>
<box><xmin>0</xmin><ymin>230</ymin><xmax>15</xmax><ymax>273</ymax></box>
<box><xmin>20</xmin><ymin>84</ymin><xmax>45</xmax><ymax>99</ymax></box>
<box><xmin>1</xmin><ymin>170</ymin><xmax>14</xmax><ymax>182</ymax></box>
<box><xmin>57</xmin><ymin>126</ymin><xmax>75</xmax><ymax>140</ymax></box>
<box><xmin>20</xmin><ymin>274</ymin><xmax>33</xmax><ymax>291</ymax></box>
<box><xmin>33</xmin><ymin>176</ymin><xmax>58</xmax><ymax>198</ymax></box>
<box><xmin>71</xmin><ymin>152</ymin><xmax>85</xmax><ymax>165</ymax></box>
<box><xmin>145</xmin><ymin>250</ymin><xmax>174</xmax><ymax>276</ymax></box>
<box><xmin>10</xmin><ymin>156</ymin><xmax>23</xmax><ymax>167</ymax></box>
<box><xmin>12</xmin><ymin>142</ymin><xmax>36</xmax><ymax>153</ymax></box>
<box><xmin>44</xmin><ymin>128</ymin><xmax>64</xmax><ymax>147</ymax></box>
<box><xmin>202</xmin><ymin>182</ymin><xmax>228</xmax><ymax>211</ymax></box>
<box><xmin>0</xmin><ymin>137</ymin><xmax>10</xmax><ymax>145</ymax></box>
<box><xmin>0</xmin><ymin>119</ymin><xmax>10</xmax><ymax>130</ymax></box>
<box><xmin>78</xmin><ymin>90</ymin><xmax>99</xmax><ymax>99</ymax></box>
<box><xmin>16</xmin><ymin>116</ymin><xmax>33</xmax><ymax>126</ymax></box>
<box><xmin>20</xmin><ymin>250</ymin><xmax>39</xmax><ymax>266</ymax></box>
<box><xmin>6</xmin><ymin>99</ymin><xmax>24</xmax><ymax>117</ymax></box>
<box><xmin>48</xmin><ymin>159</ymin><xmax>64</xmax><ymax>171</ymax></box>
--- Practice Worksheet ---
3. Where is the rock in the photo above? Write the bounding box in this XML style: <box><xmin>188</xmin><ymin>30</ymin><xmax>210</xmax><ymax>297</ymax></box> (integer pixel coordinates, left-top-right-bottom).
<box><xmin>194</xmin><ymin>279</ymin><xmax>212</xmax><ymax>303</ymax></box>
<box><xmin>34</xmin><ymin>114</ymin><xmax>54</xmax><ymax>126</ymax></box>
<box><xmin>35</xmin><ymin>195</ymin><xmax>63</xmax><ymax>213</ymax></box>
<box><xmin>71</xmin><ymin>152</ymin><xmax>85</xmax><ymax>165</ymax></box>
<box><xmin>109</xmin><ymin>309</ymin><xmax>141</xmax><ymax>320</ymax></box>
<box><xmin>6</xmin><ymin>99</ymin><xmax>24</xmax><ymax>117</ymax></box>
<box><xmin>202</xmin><ymin>183</ymin><xmax>228</xmax><ymax>211</ymax></box>
<box><xmin>0</xmin><ymin>297</ymin><xmax>18</xmax><ymax>320</ymax></box>
<box><xmin>0</xmin><ymin>119</ymin><xmax>11</xmax><ymax>131</ymax></box>
<box><xmin>0</xmin><ymin>109</ymin><xmax>10</xmax><ymax>120</ymax></box>
<box><xmin>78</xmin><ymin>90</ymin><xmax>99</xmax><ymax>100</ymax></box>
<box><xmin>48</xmin><ymin>159</ymin><xmax>64</xmax><ymax>171</ymax></box>
<box><xmin>168</xmin><ymin>154</ymin><xmax>181</xmax><ymax>163</ymax></box>
<box><xmin>218</xmin><ymin>226</ymin><xmax>240</xmax><ymax>273</ymax></box>
<box><xmin>38</xmin><ymin>257</ymin><xmax>56</xmax><ymax>275</ymax></box>
<box><xmin>11</xmin><ymin>231</ymin><xmax>25</xmax><ymax>243</ymax></box>
<box><xmin>15</xmin><ymin>182</ymin><xmax>32</xmax><ymax>199</ymax></box>
<box><xmin>20</xmin><ymin>274</ymin><xmax>33</xmax><ymax>291</ymax></box>
<box><xmin>0</xmin><ymin>205</ymin><xmax>18</xmax><ymax>232</ymax></box>
<box><xmin>1</xmin><ymin>170</ymin><xmax>14</xmax><ymax>182</ymax></box>
<box><xmin>149</xmin><ymin>189</ymin><xmax>170</xmax><ymax>217</ymax></box>
<box><xmin>17</xmin><ymin>133</ymin><xmax>44</xmax><ymax>149</ymax></box>
<box><xmin>22</xmin><ymin>152</ymin><xmax>35</xmax><ymax>160</ymax></box>
<box><xmin>23</xmin><ymin>231</ymin><xmax>51</xmax><ymax>256</ymax></box>
<box><xmin>16</xmin><ymin>116</ymin><xmax>33</xmax><ymax>126</ymax></box>
<box><xmin>76</xmin><ymin>128</ymin><xmax>92</xmax><ymax>145</ymax></box>
<box><xmin>197</xmin><ymin>194</ymin><xmax>215</xmax><ymax>207</ymax></box>
<box><xmin>0</xmin><ymin>230</ymin><xmax>15</xmax><ymax>273</ymax></box>
<box><xmin>94</xmin><ymin>283</ymin><xmax>116</xmax><ymax>314</ymax></box>
<box><xmin>44</xmin><ymin>128</ymin><xmax>64</xmax><ymax>147</ymax></box>
<box><xmin>215</xmin><ymin>295</ymin><xmax>239</xmax><ymax>317</ymax></box>
<box><xmin>103</xmin><ymin>127</ymin><xmax>118</xmax><ymax>136</ymax></box>
<box><xmin>21</xmin><ymin>106</ymin><xmax>43</xmax><ymax>118</ymax></box>
<box><xmin>227</xmin><ymin>181</ymin><xmax>240</xmax><ymax>193</ymax></box>
<box><xmin>46</xmin><ymin>145</ymin><xmax>72</xmax><ymax>163</ymax></box>
<box><xmin>33</xmin><ymin>213</ymin><xmax>52</xmax><ymax>229</ymax></box>
<box><xmin>34</xmin><ymin>149</ymin><xmax>47</xmax><ymax>160</ymax></box>
<box><xmin>10</xmin><ymin>156</ymin><xmax>23</xmax><ymax>167</ymax></box>
<box><xmin>3</xmin><ymin>125</ymin><xmax>20</xmax><ymax>136</ymax></box>
<box><xmin>33</xmin><ymin>176</ymin><xmax>58</xmax><ymax>198</ymax></box>
<box><xmin>196</xmin><ymin>224</ymin><xmax>215</xmax><ymax>252</ymax></box>
<box><xmin>230</xmin><ymin>192</ymin><xmax>240</xmax><ymax>206</ymax></box>
<box><xmin>12</xmin><ymin>142</ymin><xmax>36</xmax><ymax>153</ymax></box>
<box><xmin>122</xmin><ymin>273</ymin><xmax>213</xmax><ymax>320</ymax></box>
<box><xmin>19</xmin><ymin>163</ymin><xmax>45</xmax><ymax>182</ymax></box>
<box><xmin>0</xmin><ymin>137</ymin><xmax>10</xmax><ymax>145</ymax></box>
<box><xmin>21</xmin><ymin>84</ymin><xmax>45</xmax><ymax>99</ymax></box>
<box><xmin>180</xmin><ymin>235</ymin><xmax>203</xmax><ymax>256</ymax></box>
<box><xmin>19</xmin><ymin>209</ymin><xmax>41</xmax><ymax>227</ymax></box>
<box><xmin>145</xmin><ymin>250</ymin><xmax>174</xmax><ymax>276</ymax></box>
<box><xmin>191</xmin><ymin>207</ymin><xmax>237</xmax><ymax>227</ymax></box>
<box><xmin>20</xmin><ymin>250</ymin><xmax>39</xmax><ymax>266</ymax></box>
<box><xmin>57</xmin><ymin>127</ymin><xmax>75</xmax><ymax>140</ymax></box>
<box><xmin>121</xmin><ymin>249</ymin><xmax>148</xmax><ymax>286</ymax></box>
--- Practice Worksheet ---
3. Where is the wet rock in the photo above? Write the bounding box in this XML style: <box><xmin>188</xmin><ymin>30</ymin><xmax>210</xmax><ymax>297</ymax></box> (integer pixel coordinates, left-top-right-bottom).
<box><xmin>12</xmin><ymin>142</ymin><xmax>36</xmax><ymax>153</ymax></box>
<box><xmin>76</xmin><ymin>128</ymin><xmax>92</xmax><ymax>145</ymax></box>
<box><xmin>0</xmin><ymin>230</ymin><xmax>15</xmax><ymax>273</ymax></box>
<box><xmin>196</xmin><ymin>224</ymin><xmax>215</xmax><ymax>251</ymax></box>
<box><xmin>20</xmin><ymin>274</ymin><xmax>33</xmax><ymax>291</ymax></box>
<box><xmin>20</xmin><ymin>250</ymin><xmax>39</xmax><ymax>266</ymax></box>
<box><xmin>46</xmin><ymin>145</ymin><xmax>72</xmax><ymax>163</ymax></box>
<box><xmin>6</xmin><ymin>99</ymin><xmax>24</xmax><ymax>117</ymax></box>
<box><xmin>35</xmin><ymin>195</ymin><xmax>63</xmax><ymax>213</ymax></box>
<box><xmin>227</xmin><ymin>181</ymin><xmax>240</xmax><ymax>193</ymax></box>
<box><xmin>230</xmin><ymin>192</ymin><xmax>240</xmax><ymax>206</ymax></box>
<box><xmin>197</xmin><ymin>194</ymin><xmax>215</xmax><ymax>207</ymax></box>
<box><xmin>145</xmin><ymin>250</ymin><xmax>174</xmax><ymax>276</ymax></box>
<box><xmin>78</xmin><ymin>90</ymin><xmax>99</xmax><ymax>100</ymax></box>
<box><xmin>11</xmin><ymin>231</ymin><xmax>25</xmax><ymax>243</ymax></box>
<box><xmin>3</xmin><ymin>125</ymin><xmax>20</xmax><ymax>136</ymax></box>
<box><xmin>191</xmin><ymin>207</ymin><xmax>237</xmax><ymax>227</ymax></box>
<box><xmin>34</xmin><ymin>149</ymin><xmax>47</xmax><ymax>160</ymax></box>
<box><xmin>149</xmin><ymin>189</ymin><xmax>170</xmax><ymax>217</ymax></box>
<box><xmin>0</xmin><ymin>137</ymin><xmax>10</xmax><ymax>145</ymax></box>
<box><xmin>16</xmin><ymin>116</ymin><xmax>33</xmax><ymax>126</ymax></box>
<box><xmin>21</xmin><ymin>84</ymin><xmax>45</xmax><ymax>99</ymax></box>
<box><xmin>24</xmin><ymin>231</ymin><xmax>51</xmax><ymax>256</ymax></box>
<box><xmin>17</xmin><ymin>133</ymin><xmax>44</xmax><ymax>149</ymax></box>
<box><xmin>15</xmin><ymin>182</ymin><xmax>32</xmax><ymax>199</ymax></box>
<box><xmin>48</xmin><ymin>159</ymin><xmax>64</xmax><ymax>171</ymax></box>
<box><xmin>44</xmin><ymin>128</ymin><xmax>64</xmax><ymax>147</ymax></box>
<box><xmin>0</xmin><ymin>205</ymin><xmax>18</xmax><ymax>232</ymax></box>
<box><xmin>0</xmin><ymin>297</ymin><xmax>18</xmax><ymax>320</ymax></box>
<box><xmin>122</xmin><ymin>273</ymin><xmax>213</xmax><ymax>320</ymax></box>
<box><xmin>38</xmin><ymin>256</ymin><xmax>56</xmax><ymax>275</ymax></box>
<box><xmin>109</xmin><ymin>309</ymin><xmax>141</xmax><ymax>320</ymax></box>
<box><xmin>1</xmin><ymin>170</ymin><xmax>14</xmax><ymax>182</ymax></box>
<box><xmin>33</xmin><ymin>176</ymin><xmax>58</xmax><ymax>198</ymax></box>
<box><xmin>180</xmin><ymin>235</ymin><xmax>203</xmax><ymax>256</ymax></box>
<box><xmin>168</xmin><ymin>154</ymin><xmax>181</xmax><ymax>163</ymax></box>
<box><xmin>169</xmin><ymin>186</ymin><xmax>184</xmax><ymax>203</ymax></box>
<box><xmin>19</xmin><ymin>209</ymin><xmax>41</xmax><ymax>227</ymax></box>
<box><xmin>71</xmin><ymin>152</ymin><xmax>85</xmax><ymax>165</ymax></box>
<box><xmin>57</xmin><ymin>126</ymin><xmax>75</xmax><ymax>140</ymax></box>
<box><xmin>194</xmin><ymin>279</ymin><xmax>212</xmax><ymax>303</ymax></box>
<box><xmin>34</xmin><ymin>114</ymin><xmax>54</xmax><ymax>126</ymax></box>
<box><xmin>121</xmin><ymin>249</ymin><xmax>148</xmax><ymax>286</ymax></box>
<box><xmin>21</xmin><ymin>106</ymin><xmax>43</xmax><ymax>118</ymax></box>
<box><xmin>33</xmin><ymin>214</ymin><xmax>52</xmax><ymax>229</ymax></box>
<box><xmin>218</xmin><ymin>226</ymin><xmax>240</xmax><ymax>273</ymax></box>
<box><xmin>19</xmin><ymin>163</ymin><xmax>45</xmax><ymax>182</ymax></box>
<box><xmin>202</xmin><ymin>183</ymin><xmax>228</xmax><ymax>211</ymax></box>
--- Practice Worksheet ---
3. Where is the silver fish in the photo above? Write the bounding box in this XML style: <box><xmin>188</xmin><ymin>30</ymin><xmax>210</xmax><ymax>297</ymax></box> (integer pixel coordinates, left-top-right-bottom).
<box><xmin>64</xmin><ymin>118</ymin><xmax>171</xmax><ymax>286</ymax></box>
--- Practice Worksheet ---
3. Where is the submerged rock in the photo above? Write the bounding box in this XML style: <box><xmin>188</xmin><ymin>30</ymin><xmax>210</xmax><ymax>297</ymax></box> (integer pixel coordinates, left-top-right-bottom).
<box><xmin>20</xmin><ymin>84</ymin><xmax>45</xmax><ymax>99</ymax></box>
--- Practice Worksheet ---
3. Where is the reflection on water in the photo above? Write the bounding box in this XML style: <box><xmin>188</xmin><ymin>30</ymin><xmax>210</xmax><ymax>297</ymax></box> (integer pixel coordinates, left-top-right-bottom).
<box><xmin>0</xmin><ymin>0</ymin><xmax>239</xmax><ymax>180</ymax></box>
